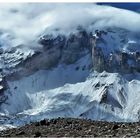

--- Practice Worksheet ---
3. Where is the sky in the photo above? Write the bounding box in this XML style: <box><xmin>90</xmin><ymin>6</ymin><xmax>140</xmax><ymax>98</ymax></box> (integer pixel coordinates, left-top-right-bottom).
<box><xmin>98</xmin><ymin>3</ymin><xmax>140</xmax><ymax>12</ymax></box>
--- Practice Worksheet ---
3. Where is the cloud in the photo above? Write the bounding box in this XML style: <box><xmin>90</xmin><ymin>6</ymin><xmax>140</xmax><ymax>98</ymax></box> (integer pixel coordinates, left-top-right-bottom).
<box><xmin>46</xmin><ymin>4</ymin><xmax>140</xmax><ymax>32</ymax></box>
<box><xmin>0</xmin><ymin>3</ymin><xmax>140</xmax><ymax>48</ymax></box>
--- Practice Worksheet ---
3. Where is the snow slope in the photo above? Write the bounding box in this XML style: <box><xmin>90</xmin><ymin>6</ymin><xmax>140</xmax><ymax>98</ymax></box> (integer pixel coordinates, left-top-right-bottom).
<box><xmin>0</xmin><ymin>71</ymin><xmax>140</xmax><ymax>130</ymax></box>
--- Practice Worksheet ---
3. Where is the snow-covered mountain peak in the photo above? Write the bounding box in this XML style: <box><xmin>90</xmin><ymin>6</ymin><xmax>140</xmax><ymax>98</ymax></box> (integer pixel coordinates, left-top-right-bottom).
<box><xmin>0</xmin><ymin>3</ymin><xmax>140</xmax><ymax>131</ymax></box>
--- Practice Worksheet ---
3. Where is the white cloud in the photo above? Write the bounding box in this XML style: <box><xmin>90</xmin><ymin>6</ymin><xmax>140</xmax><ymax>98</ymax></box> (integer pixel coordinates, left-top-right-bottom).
<box><xmin>0</xmin><ymin>3</ymin><xmax>140</xmax><ymax>48</ymax></box>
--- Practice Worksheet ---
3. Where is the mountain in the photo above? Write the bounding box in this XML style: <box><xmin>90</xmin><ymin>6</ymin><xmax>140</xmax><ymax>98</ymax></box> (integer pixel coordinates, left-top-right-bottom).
<box><xmin>0</xmin><ymin>3</ymin><xmax>140</xmax><ymax>131</ymax></box>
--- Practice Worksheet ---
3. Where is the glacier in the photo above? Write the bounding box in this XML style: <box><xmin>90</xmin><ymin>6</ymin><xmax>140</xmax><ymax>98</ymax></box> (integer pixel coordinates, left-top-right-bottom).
<box><xmin>0</xmin><ymin>3</ymin><xmax>140</xmax><ymax>130</ymax></box>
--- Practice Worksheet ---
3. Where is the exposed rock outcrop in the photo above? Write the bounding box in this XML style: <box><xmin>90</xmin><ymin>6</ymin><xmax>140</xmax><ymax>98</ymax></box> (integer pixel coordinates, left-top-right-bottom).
<box><xmin>90</xmin><ymin>29</ymin><xmax>140</xmax><ymax>73</ymax></box>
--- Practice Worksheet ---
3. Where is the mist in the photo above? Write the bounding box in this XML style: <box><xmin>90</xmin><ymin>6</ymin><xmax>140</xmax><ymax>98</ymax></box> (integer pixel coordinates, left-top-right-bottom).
<box><xmin>0</xmin><ymin>3</ymin><xmax>140</xmax><ymax>48</ymax></box>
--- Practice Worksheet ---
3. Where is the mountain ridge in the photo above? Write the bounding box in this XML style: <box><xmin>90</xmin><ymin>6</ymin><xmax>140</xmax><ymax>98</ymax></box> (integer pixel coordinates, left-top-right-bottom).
<box><xmin>0</xmin><ymin>7</ymin><xmax>140</xmax><ymax>130</ymax></box>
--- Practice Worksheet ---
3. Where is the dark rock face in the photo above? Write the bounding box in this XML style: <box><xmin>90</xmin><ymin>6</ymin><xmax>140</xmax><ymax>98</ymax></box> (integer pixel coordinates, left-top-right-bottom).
<box><xmin>92</xmin><ymin>46</ymin><xmax>106</xmax><ymax>72</ymax></box>
<box><xmin>60</xmin><ymin>31</ymin><xmax>90</xmax><ymax>64</ymax></box>
<box><xmin>38</xmin><ymin>34</ymin><xmax>66</xmax><ymax>50</ymax></box>
<box><xmin>0</xmin><ymin>74</ymin><xmax>8</xmax><ymax>105</ymax></box>
<box><xmin>38</xmin><ymin>29</ymin><xmax>92</xmax><ymax>66</ymax></box>
<box><xmin>90</xmin><ymin>30</ymin><xmax>140</xmax><ymax>73</ymax></box>
<box><xmin>3</xmin><ymin>28</ymin><xmax>140</xmax><ymax>82</ymax></box>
